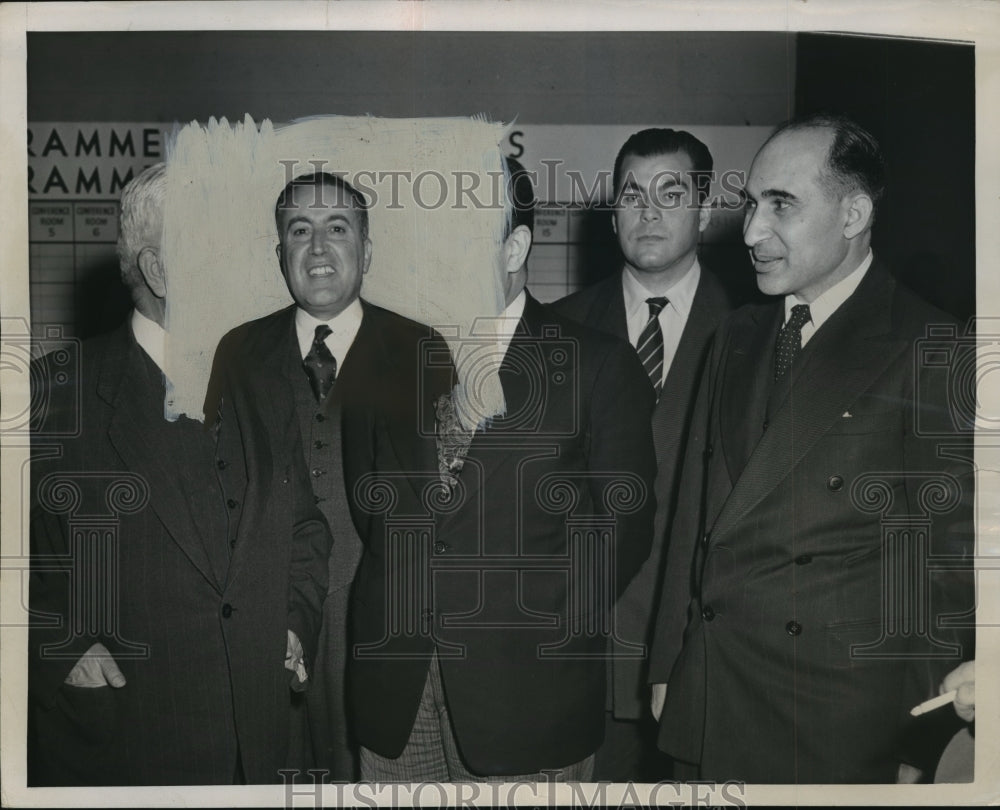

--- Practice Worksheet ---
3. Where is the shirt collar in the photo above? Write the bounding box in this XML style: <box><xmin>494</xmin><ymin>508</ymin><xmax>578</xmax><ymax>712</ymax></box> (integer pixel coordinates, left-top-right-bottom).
<box><xmin>622</xmin><ymin>258</ymin><xmax>701</xmax><ymax>321</ymax></box>
<box><xmin>295</xmin><ymin>298</ymin><xmax>364</xmax><ymax>358</ymax></box>
<box><xmin>495</xmin><ymin>289</ymin><xmax>527</xmax><ymax>348</ymax></box>
<box><xmin>784</xmin><ymin>249</ymin><xmax>873</xmax><ymax>329</ymax></box>
<box><xmin>131</xmin><ymin>309</ymin><xmax>166</xmax><ymax>373</ymax></box>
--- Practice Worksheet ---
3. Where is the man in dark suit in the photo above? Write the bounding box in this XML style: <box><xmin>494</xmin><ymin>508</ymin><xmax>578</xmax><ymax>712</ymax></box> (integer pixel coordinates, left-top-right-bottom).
<box><xmin>649</xmin><ymin>113</ymin><xmax>974</xmax><ymax>783</ymax></box>
<box><xmin>28</xmin><ymin>163</ymin><xmax>331</xmax><ymax>785</ymax></box>
<box><xmin>553</xmin><ymin>129</ymin><xmax>734</xmax><ymax>780</ymax></box>
<box><xmin>210</xmin><ymin>171</ymin><xmax>450</xmax><ymax>780</ymax></box>
<box><xmin>347</xmin><ymin>158</ymin><xmax>658</xmax><ymax>781</ymax></box>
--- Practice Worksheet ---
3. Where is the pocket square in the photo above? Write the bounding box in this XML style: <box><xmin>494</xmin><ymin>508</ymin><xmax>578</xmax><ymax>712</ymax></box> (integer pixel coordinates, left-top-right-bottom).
<box><xmin>842</xmin><ymin>410</ymin><xmax>853</xmax><ymax>418</ymax></box>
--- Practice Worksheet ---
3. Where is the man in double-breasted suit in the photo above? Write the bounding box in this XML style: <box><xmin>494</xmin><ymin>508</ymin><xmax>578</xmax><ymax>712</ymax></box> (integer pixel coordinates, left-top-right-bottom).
<box><xmin>347</xmin><ymin>159</ymin><xmax>658</xmax><ymax>781</ymax></box>
<box><xmin>28</xmin><ymin>164</ymin><xmax>331</xmax><ymax>785</ymax></box>
<box><xmin>648</xmin><ymin>113</ymin><xmax>974</xmax><ymax>783</ymax></box>
<box><xmin>553</xmin><ymin>129</ymin><xmax>735</xmax><ymax>779</ymax></box>
<box><xmin>210</xmin><ymin>171</ymin><xmax>451</xmax><ymax>780</ymax></box>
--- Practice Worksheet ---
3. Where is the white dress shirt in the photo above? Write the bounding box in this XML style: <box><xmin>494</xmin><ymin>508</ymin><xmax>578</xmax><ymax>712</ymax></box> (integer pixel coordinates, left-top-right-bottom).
<box><xmin>622</xmin><ymin>259</ymin><xmax>701</xmax><ymax>387</ymax></box>
<box><xmin>784</xmin><ymin>249</ymin><xmax>873</xmax><ymax>347</ymax></box>
<box><xmin>295</xmin><ymin>299</ymin><xmax>364</xmax><ymax>366</ymax></box>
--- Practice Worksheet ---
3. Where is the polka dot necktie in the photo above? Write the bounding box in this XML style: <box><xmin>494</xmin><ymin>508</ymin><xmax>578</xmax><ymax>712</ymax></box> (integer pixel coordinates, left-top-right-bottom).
<box><xmin>636</xmin><ymin>296</ymin><xmax>669</xmax><ymax>398</ymax></box>
<box><xmin>302</xmin><ymin>324</ymin><xmax>337</xmax><ymax>402</ymax></box>
<box><xmin>774</xmin><ymin>304</ymin><xmax>811</xmax><ymax>381</ymax></box>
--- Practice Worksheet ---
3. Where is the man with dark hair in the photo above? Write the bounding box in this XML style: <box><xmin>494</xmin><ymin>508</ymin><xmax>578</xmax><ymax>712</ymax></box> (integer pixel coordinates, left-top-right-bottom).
<box><xmin>347</xmin><ymin>157</ymin><xmax>658</xmax><ymax>781</ymax></box>
<box><xmin>209</xmin><ymin>170</ymin><xmax>450</xmax><ymax>781</ymax></box>
<box><xmin>648</xmin><ymin>112</ymin><xmax>973</xmax><ymax>783</ymax></box>
<box><xmin>29</xmin><ymin>164</ymin><xmax>331</xmax><ymax>785</ymax></box>
<box><xmin>553</xmin><ymin>128</ymin><xmax>735</xmax><ymax>779</ymax></box>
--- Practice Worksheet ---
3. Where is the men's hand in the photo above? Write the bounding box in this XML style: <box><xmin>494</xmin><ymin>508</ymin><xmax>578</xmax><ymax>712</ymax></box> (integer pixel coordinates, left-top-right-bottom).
<box><xmin>64</xmin><ymin>642</ymin><xmax>126</xmax><ymax>688</ymax></box>
<box><xmin>651</xmin><ymin>682</ymin><xmax>667</xmax><ymax>722</ymax></box>
<box><xmin>285</xmin><ymin>629</ymin><xmax>308</xmax><ymax>690</ymax></box>
<box><xmin>942</xmin><ymin>660</ymin><xmax>975</xmax><ymax>723</ymax></box>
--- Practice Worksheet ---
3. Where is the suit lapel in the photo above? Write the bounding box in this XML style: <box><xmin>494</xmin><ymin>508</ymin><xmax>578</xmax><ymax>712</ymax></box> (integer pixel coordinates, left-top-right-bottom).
<box><xmin>344</xmin><ymin>303</ymin><xmax>439</xmax><ymax>499</ymax></box>
<box><xmin>587</xmin><ymin>274</ymin><xmax>630</xmax><ymax>343</ymax></box>
<box><xmin>652</xmin><ymin>270</ymin><xmax>725</xmax><ymax>462</ymax></box>
<box><xmin>720</xmin><ymin>304</ymin><xmax>781</xmax><ymax>485</ymax></box>
<box><xmin>437</xmin><ymin>293</ymin><xmax>551</xmax><ymax>532</ymax></box>
<box><xmin>710</xmin><ymin>266</ymin><xmax>904</xmax><ymax>543</ymax></box>
<box><xmin>102</xmin><ymin>325</ymin><xmax>223</xmax><ymax>591</ymax></box>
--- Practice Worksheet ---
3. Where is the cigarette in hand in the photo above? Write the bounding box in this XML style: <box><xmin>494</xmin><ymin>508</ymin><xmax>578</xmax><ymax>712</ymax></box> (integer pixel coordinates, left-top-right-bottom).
<box><xmin>910</xmin><ymin>689</ymin><xmax>957</xmax><ymax>717</ymax></box>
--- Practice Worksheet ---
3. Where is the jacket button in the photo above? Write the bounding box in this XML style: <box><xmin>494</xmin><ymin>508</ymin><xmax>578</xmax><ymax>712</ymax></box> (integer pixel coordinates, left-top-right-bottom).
<box><xmin>762</xmin><ymin>419</ymin><xmax>769</xmax><ymax>431</ymax></box>
<box><xmin>230</xmin><ymin>538</ymin><xmax>237</xmax><ymax>549</ymax></box>
<box><xmin>314</xmin><ymin>439</ymin><xmax>325</xmax><ymax>450</ymax></box>
<box><xmin>702</xmin><ymin>605</ymin><xmax>715</xmax><ymax>622</ymax></box>
<box><xmin>794</xmin><ymin>554</ymin><xmax>813</xmax><ymax>565</ymax></box>
<box><xmin>786</xmin><ymin>620</ymin><xmax>802</xmax><ymax>636</ymax></box>
<box><xmin>827</xmin><ymin>475</ymin><xmax>844</xmax><ymax>491</ymax></box>
<box><xmin>217</xmin><ymin>459</ymin><xmax>227</xmax><ymax>470</ymax></box>
<box><xmin>222</xmin><ymin>603</ymin><xmax>233</xmax><ymax>618</ymax></box>
<box><xmin>311</xmin><ymin>468</ymin><xmax>325</xmax><ymax>478</ymax></box>
<box><xmin>315</xmin><ymin>413</ymin><xmax>325</xmax><ymax>422</ymax></box>
<box><xmin>433</xmin><ymin>541</ymin><xmax>448</xmax><ymax>554</ymax></box>
<box><xmin>704</xmin><ymin>443</ymin><xmax>714</xmax><ymax>457</ymax></box>
<box><xmin>701</xmin><ymin>533</ymin><xmax>710</xmax><ymax>548</ymax></box>
<box><xmin>227</xmin><ymin>498</ymin><xmax>238</xmax><ymax>509</ymax></box>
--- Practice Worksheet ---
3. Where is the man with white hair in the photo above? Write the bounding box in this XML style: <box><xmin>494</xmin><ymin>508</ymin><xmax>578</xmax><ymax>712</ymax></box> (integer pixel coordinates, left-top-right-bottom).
<box><xmin>28</xmin><ymin>163</ymin><xmax>330</xmax><ymax>785</ymax></box>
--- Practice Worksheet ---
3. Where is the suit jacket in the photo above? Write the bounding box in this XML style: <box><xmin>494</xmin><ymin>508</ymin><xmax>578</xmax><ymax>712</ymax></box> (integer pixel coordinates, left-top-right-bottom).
<box><xmin>210</xmin><ymin>300</ymin><xmax>450</xmax><ymax>779</ymax></box>
<box><xmin>553</xmin><ymin>266</ymin><xmax>734</xmax><ymax>718</ymax></box>
<box><xmin>648</xmin><ymin>262</ymin><xmax>975</xmax><ymax>783</ymax></box>
<box><xmin>346</xmin><ymin>290</ymin><xmax>658</xmax><ymax>775</ymax></box>
<box><xmin>28</xmin><ymin>320</ymin><xmax>330</xmax><ymax>785</ymax></box>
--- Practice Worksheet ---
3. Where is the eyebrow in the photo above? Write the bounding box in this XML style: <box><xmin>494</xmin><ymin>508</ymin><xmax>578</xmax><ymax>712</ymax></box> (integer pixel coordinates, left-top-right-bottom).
<box><xmin>284</xmin><ymin>213</ymin><xmax>352</xmax><ymax>230</ymax></box>
<box><xmin>759</xmin><ymin>189</ymin><xmax>797</xmax><ymax>202</ymax></box>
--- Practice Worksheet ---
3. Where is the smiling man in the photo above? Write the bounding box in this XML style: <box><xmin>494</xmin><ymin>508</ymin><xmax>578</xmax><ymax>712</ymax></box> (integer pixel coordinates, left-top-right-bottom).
<box><xmin>647</xmin><ymin>113</ymin><xmax>974</xmax><ymax>783</ymax></box>
<box><xmin>208</xmin><ymin>171</ymin><xmax>451</xmax><ymax>780</ymax></box>
<box><xmin>554</xmin><ymin>129</ymin><xmax>734</xmax><ymax>780</ymax></box>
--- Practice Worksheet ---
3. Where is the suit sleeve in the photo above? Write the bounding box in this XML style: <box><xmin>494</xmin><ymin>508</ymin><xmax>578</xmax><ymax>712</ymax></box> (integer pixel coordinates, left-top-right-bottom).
<box><xmin>647</xmin><ymin>330</ymin><xmax>719</xmax><ymax>684</ymax></box>
<box><xmin>903</xmin><ymin>330</ymin><xmax>976</xmax><ymax>676</ymax></box>
<box><xmin>28</xmin><ymin>353</ymin><xmax>97</xmax><ymax>709</ymax></box>
<box><xmin>587</xmin><ymin>339</ymin><xmax>658</xmax><ymax>596</ymax></box>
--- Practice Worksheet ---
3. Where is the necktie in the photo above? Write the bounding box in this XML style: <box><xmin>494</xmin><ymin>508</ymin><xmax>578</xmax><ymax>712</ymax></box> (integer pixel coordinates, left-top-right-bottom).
<box><xmin>774</xmin><ymin>304</ymin><xmax>811</xmax><ymax>381</ymax></box>
<box><xmin>302</xmin><ymin>324</ymin><xmax>337</xmax><ymax>402</ymax></box>
<box><xmin>636</xmin><ymin>297</ymin><xmax>668</xmax><ymax>397</ymax></box>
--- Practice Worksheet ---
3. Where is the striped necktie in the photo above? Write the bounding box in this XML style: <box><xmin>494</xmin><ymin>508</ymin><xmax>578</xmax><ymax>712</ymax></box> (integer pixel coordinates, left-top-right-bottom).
<box><xmin>636</xmin><ymin>296</ymin><xmax>668</xmax><ymax>398</ymax></box>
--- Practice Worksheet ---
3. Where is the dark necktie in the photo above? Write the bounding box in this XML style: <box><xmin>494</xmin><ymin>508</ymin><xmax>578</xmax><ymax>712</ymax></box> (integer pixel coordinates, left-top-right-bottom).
<box><xmin>636</xmin><ymin>296</ymin><xmax>668</xmax><ymax>397</ymax></box>
<box><xmin>774</xmin><ymin>304</ymin><xmax>811</xmax><ymax>381</ymax></box>
<box><xmin>302</xmin><ymin>324</ymin><xmax>337</xmax><ymax>402</ymax></box>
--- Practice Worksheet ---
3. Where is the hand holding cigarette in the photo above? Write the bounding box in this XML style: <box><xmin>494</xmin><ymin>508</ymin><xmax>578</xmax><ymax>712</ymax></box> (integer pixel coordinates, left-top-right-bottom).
<box><xmin>909</xmin><ymin>660</ymin><xmax>974</xmax><ymax>721</ymax></box>
<box><xmin>941</xmin><ymin>660</ymin><xmax>975</xmax><ymax>723</ymax></box>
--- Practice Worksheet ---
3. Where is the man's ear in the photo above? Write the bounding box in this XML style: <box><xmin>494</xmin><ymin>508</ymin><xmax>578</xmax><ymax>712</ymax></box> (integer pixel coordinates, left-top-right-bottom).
<box><xmin>362</xmin><ymin>237</ymin><xmax>373</xmax><ymax>275</ymax></box>
<box><xmin>503</xmin><ymin>224</ymin><xmax>532</xmax><ymax>275</ymax></box>
<box><xmin>843</xmin><ymin>192</ymin><xmax>874</xmax><ymax>239</ymax></box>
<box><xmin>137</xmin><ymin>247</ymin><xmax>166</xmax><ymax>299</ymax></box>
<box><xmin>698</xmin><ymin>201</ymin><xmax>713</xmax><ymax>233</ymax></box>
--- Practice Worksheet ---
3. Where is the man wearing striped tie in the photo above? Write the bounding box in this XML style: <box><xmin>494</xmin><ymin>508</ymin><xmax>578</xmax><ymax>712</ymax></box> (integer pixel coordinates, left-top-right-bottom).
<box><xmin>554</xmin><ymin>128</ymin><xmax>735</xmax><ymax>780</ymax></box>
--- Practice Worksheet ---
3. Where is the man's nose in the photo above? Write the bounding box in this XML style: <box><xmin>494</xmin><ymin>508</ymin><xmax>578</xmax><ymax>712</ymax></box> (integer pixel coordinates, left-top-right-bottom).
<box><xmin>742</xmin><ymin>205</ymin><xmax>768</xmax><ymax>247</ymax></box>
<box><xmin>640</xmin><ymin>201</ymin><xmax>661</xmax><ymax>222</ymax></box>
<box><xmin>310</xmin><ymin>230</ymin><xmax>325</xmax><ymax>253</ymax></box>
